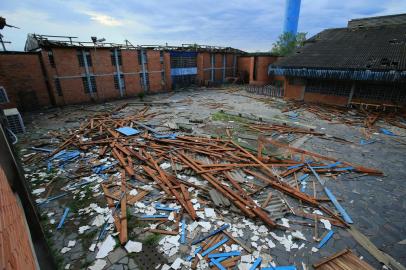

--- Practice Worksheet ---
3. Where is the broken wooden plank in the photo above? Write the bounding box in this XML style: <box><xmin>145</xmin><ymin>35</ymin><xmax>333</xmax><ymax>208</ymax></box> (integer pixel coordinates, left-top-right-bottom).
<box><xmin>313</xmin><ymin>249</ymin><xmax>374</xmax><ymax>270</ymax></box>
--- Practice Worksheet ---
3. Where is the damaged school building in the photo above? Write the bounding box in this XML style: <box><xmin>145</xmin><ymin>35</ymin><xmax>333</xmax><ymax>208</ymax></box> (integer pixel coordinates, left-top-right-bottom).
<box><xmin>269</xmin><ymin>13</ymin><xmax>406</xmax><ymax>107</ymax></box>
<box><xmin>3</xmin><ymin>15</ymin><xmax>406</xmax><ymax>112</ymax></box>
<box><xmin>1</xmin><ymin>11</ymin><xmax>406</xmax><ymax>270</ymax></box>
<box><xmin>1</xmin><ymin>34</ymin><xmax>245</xmax><ymax>110</ymax></box>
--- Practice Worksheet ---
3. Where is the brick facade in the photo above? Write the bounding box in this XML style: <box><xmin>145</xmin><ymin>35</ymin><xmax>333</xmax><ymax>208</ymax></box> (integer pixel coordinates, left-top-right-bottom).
<box><xmin>197</xmin><ymin>52</ymin><xmax>210</xmax><ymax>83</ymax></box>
<box><xmin>237</xmin><ymin>56</ymin><xmax>251</xmax><ymax>83</ymax></box>
<box><xmin>282</xmin><ymin>77</ymin><xmax>350</xmax><ymax>105</ymax></box>
<box><xmin>121</xmin><ymin>50</ymin><xmax>142</xmax><ymax>96</ymax></box>
<box><xmin>0</xmin><ymin>52</ymin><xmax>51</xmax><ymax>111</ymax></box>
<box><xmin>304</xmin><ymin>92</ymin><xmax>349</xmax><ymax>105</ymax></box>
<box><xmin>41</xmin><ymin>47</ymin><xmax>167</xmax><ymax>105</ymax></box>
<box><xmin>0</xmin><ymin>166</ymin><xmax>37</xmax><ymax>270</ymax></box>
<box><xmin>1</xmin><ymin>48</ymin><xmax>255</xmax><ymax>110</ymax></box>
<box><xmin>237</xmin><ymin>55</ymin><xmax>279</xmax><ymax>85</ymax></box>
<box><xmin>283</xmin><ymin>78</ymin><xmax>305</xmax><ymax>100</ymax></box>
<box><xmin>197</xmin><ymin>52</ymin><xmax>237</xmax><ymax>85</ymax></box>
<box><xmin>146</xmin><ymin>50</ymin><xmax>165</xmax><ymax>93</ymax></box>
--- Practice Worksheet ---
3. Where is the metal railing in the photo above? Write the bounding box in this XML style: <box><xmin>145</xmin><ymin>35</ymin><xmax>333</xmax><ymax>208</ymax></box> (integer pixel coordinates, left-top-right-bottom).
<box><xmin>244</xmin><ymin>84</ymin><xmax>284</xmax><ymax>98</ymax></box>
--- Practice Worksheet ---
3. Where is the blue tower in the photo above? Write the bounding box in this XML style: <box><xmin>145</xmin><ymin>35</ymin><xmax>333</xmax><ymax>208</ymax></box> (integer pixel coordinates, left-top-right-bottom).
<box><xmin>283</xmin><ymin>0</ymin><xmax>301</xmax><ymax>35</ymax></box>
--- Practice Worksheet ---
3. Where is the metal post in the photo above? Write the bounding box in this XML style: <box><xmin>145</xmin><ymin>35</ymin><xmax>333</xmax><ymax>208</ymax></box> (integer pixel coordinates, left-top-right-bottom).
<box><xmin>114</xmin><ymin>48</ymin><xmax>124</xmax><ymax>97</ymax></box>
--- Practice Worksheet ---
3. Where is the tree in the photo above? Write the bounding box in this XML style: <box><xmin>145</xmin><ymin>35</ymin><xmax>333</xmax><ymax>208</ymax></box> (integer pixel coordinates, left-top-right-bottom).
<box><xmin>271</xmin><ymin>32</ymin><xmax>307</xmax><ymax>56</ymax></box>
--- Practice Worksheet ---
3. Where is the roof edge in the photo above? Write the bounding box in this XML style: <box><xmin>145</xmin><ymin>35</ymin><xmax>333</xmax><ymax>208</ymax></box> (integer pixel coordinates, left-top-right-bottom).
<box><xmin>268</xmin><ymin>66</ymin><xmax>406</xmax><ymax>82</ymax></box>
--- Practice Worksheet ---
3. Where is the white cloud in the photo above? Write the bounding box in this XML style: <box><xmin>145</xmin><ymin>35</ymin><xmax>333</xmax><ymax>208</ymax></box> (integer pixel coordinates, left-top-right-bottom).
<box><xmin>83</xmin><ymin>11</ymin><xmax>123</xmax><ymax>26</ymax></box>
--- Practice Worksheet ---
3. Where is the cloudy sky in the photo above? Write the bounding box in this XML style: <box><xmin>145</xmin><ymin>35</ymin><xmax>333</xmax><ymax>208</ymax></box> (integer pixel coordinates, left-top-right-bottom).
<box><xmin>1</xmin><ymin>0</ymin><xmax>406</xmax><ymax>52</ymax></box>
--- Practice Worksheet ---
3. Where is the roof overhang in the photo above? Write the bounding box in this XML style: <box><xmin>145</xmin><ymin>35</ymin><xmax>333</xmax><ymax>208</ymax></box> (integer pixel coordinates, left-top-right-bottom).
<box><xmin>268</xmin><ymin>65</ymin><xmax>406</xmax><ymax>82</ymax></box>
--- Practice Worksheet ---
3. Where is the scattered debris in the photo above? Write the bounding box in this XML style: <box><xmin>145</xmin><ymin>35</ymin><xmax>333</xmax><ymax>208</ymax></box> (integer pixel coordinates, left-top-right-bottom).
<box><xmin>313</xmin><ymin>249</ymin><xmax>374</xmax><ymax>270</ymax></box>
<box><xmin>88</xmin><ymin>259</ymin><xmax>107</xmax><ymax>270</ymax></box>
<box><xmin>124</xmin><ymin>241</ymin><xmax>143</xmax><ymax>253</ymax></box>
<box><xmin>96</xmin><ymin>235</ymin><xmax>116</xmax><ymax>259</ymax></box>
<box><xmin>19</xmin><ymin>90</ymin><xmax>405</xmax><ymax>270</ymax></box>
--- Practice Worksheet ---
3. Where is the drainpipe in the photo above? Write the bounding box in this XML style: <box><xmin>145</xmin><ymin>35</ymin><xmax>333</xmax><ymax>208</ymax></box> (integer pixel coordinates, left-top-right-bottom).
<box><xmin>114</xmin><ymin>48</ymin><xmax>124</xmax><ymax>97</ymax></box>
<box><xmin>82</xmin><ymin>50</ymin><xmax>94</xmax><ymax>98</ymax></box>
<box><xmin>140</xmin><ymin>49</ymin><xmax>147</xmax><ymax>92</ymax></box>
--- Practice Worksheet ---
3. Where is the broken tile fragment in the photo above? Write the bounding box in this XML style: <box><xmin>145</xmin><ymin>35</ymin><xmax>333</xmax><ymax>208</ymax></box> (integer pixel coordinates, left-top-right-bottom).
<box><xmin>96</xmin><ymin>235</ymin><xmax>115</xmax><ymax>259</ymax></box>
<box><xmin>125</xmin><ymin>240</ymin><xmax>142</xmax><ymax>253</ymax></box>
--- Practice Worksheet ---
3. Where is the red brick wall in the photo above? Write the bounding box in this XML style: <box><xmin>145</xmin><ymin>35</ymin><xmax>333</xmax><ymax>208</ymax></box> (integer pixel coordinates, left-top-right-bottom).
<box><xmin>0</xmin><ymin>166</ymin><xmax>37</xmax><ymax>270</ymax></box>
<box><xmin>40</xmin><ymin>50</ymin><xmax>63</xmax><ymax>106</ymax></box>
<box><xmin>237</xmin><ymin>56</ymin><xmax>251</xmax><ymax>84</ymax></box>
<box><xmin>214</xmin><ymin>54</ymin><xmax>223</xmax><ymax>81</ymax></box>
<box><xmin>304</xmin><ymin>92</ymin><xmax>349</xmax><ymax>106</ymax></box>
<box><xmin>121</xmin><ymin>50</ymin><xmax>142</xmax><ymax>96</ymax></box>
<box><xmin>40</xmin><ymin>47</ymin><xmax>169</xmax><ymax>104</ymax></box>
<box><xmin>42</xmin><ymin>48</ymin><xmax>96</xmax><ymax>105</ymax></box>
<box><xmin>285</xmin><ymin>84</ymin><xmax>304</xmax><ymax>100</ymax></box>
<box><xmin>251</xmin><ymin>56</ymin><xmax>279</xmax><ymax>85</ymax></box>
<box><xmin>197</xmin><ymin>52</ymin><xmax>211</xmax><ymax>83</ymax></box>
<box><xmin>163</xmin><ymin>52</ymin><xmax>172</xmax><ymax>90</ymax></box>
<box><xmin>282</xmin><ymin>77</ymin><xmax>305</xmax><ymax>100</ymax></box>
<box><xmin>0</xmin><ymin>52</ymin><xmax>51</xmax><ymax>111</ymax></box>
<box><xmin>146</xmin><ymin>50</ymin><xmax>164</xmax><ymax>93</ymax></box>
<box><xmin>92</xmin><ymin>48</ymin><xmax>118</xmax><ymax>100</ymax></box>
<box><xmin>282</xmin><ymin>76</ymin><xmax>350</xmax><ymax>106</ymax></box>
<box><xmin>226</xmin><ymin>54</ymin><xmax>236</xmax><ymax>77</ymax></box>
<box><xmin>237</xmin><ymin>55</ymin><xmax>279</xmax><ymax>86</ymax></box>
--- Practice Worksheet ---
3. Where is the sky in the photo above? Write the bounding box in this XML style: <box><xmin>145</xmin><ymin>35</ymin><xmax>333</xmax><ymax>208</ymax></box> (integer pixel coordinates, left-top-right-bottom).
<box><xmin>1</xmin><ymin>0</ymin><xmax>406</xmax><ymax>52</ymax></box>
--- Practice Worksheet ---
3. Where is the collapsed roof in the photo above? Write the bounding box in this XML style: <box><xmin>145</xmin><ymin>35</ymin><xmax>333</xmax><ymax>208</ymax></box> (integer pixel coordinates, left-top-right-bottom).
<box><xmin>24</xmin><ymin>34</ymin><xmax>246</xmax><ymax>54</ymax></box>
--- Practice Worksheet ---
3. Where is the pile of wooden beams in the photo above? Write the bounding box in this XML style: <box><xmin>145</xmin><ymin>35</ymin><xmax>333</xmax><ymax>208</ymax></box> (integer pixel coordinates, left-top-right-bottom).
<box><xmin>283</xmin><ymin>100</ymin><xmax>406</xmax><ymax>133</ymax></box>
<box><xmin>46</xmin><ymin>104</ymin><xmax>383</xmax><ymax>244</ymax></box>
<box><xmin>246</xmin><ymin>123</ymin><xmax>324</xmax><ymax>136</ymax></box>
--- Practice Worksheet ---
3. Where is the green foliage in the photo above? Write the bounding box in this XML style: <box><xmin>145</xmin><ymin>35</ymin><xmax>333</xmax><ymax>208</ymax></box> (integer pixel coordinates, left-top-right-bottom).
<box><xmin>67</xmin><ymin>185</ymin><xmax>94</xmax><ymax>212</ymax></box>
<box><xmin>137</xmin><ymin>92</ymin><xmax>145</xmax><ymax>100</ymax></box>
<box><xmin>42</xmin><ymin>225</ymin><xmax>65</xmax><ymax>269</ymax></box>
<box><xmin>143</xmin><ymin>233</ymin><xmax>162</xmax><ymax>246</ymax></box>
<box><xmin>81</xmin><ymin>229</ymin><xmax>97</xmax><ymax>250</ymax></box>
<box><xmin>271</xmin><ymin>32</ymin><xmax>307</xmax><ymax>56</ymax></box>
<box><xmin>211</xmin><ymin>111</ymin><xmax>249</xmax><ymax>123</ymax></box>
<box><xmin>127</xmin><ymin>214</ymin><xmax>148</xmax><ymax>231</ymax></box>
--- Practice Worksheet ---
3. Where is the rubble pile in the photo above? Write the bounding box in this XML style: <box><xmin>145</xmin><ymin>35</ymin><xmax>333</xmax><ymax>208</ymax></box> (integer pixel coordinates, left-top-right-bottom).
<box><xmin>22</xmin><ymin>102</ymin><xmax>391</xmax><ymax>270</ymax></box>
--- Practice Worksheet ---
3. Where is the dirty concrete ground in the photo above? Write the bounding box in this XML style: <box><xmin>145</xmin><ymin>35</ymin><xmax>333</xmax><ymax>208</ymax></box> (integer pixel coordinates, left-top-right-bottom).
<box><xmin>17</xmin><ymin>87</ymin><xmax>406</xmax><ymax>269</ymax></box>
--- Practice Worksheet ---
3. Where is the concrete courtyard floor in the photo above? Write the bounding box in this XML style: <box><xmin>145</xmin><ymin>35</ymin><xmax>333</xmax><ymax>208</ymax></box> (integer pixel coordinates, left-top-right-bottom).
<box><xmin>18</xmin><ymin>87</ymin><xmax>406</xmax><ymax>269</ymax></box>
